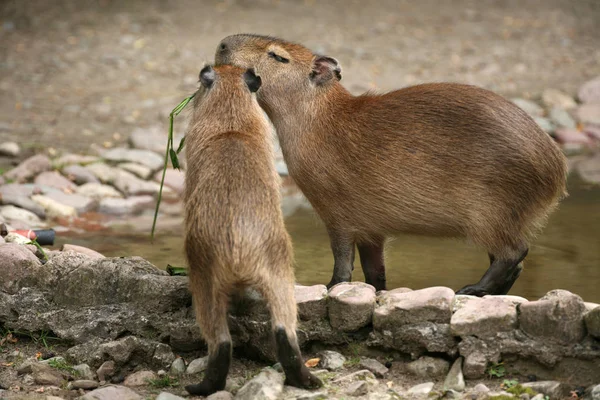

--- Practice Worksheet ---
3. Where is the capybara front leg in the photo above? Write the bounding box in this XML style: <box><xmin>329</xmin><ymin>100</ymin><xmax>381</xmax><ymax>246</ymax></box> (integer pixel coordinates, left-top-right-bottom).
<box><xmin>326</xmin><ymin>230</ymin><xmax>355</xmax><ymax>289</ymax></box>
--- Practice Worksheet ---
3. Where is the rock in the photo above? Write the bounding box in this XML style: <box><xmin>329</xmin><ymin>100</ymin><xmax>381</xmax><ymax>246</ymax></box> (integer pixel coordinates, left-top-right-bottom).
<box><xmin>450</xmin><ymin>297</ymin><xmax>517</xmax><ymax>337</ymax></box>
<box><xmin>206</xmin><ymin>391</ymin><xmax>234</xmax><ymax>400</ymax></box>
<box><xmin>578</xmin><ymin>76</ymin><xmax>600</xmax><ymax>103</ymax></box>
<box><xmin>0</xmin><ymin>191</ymin><xmax>46</xmax><ymax>218</ymax></box>
<box><xmin>406</xmin><ymin>356</ymin><xmax>450</xmax><ymax>378</ymax></box>
<box><xmin>463</xmin><ymin>351</ymin><xmax>488</xmax><ymax>379</ymax></box>
<box><xmin>76</xmin><ymin>182</ymin><xmax>123</xmax><ymax>200</ymax></box>
<box><xmin>542</xmin><ymin>89</ymin><xmax>577</xmax><ymax>110</ymax></box>
<box><xmin>585</xmin><ymin>307</ymin><xmax>600</xmax><ymax>338</ymax></box>
<box><xmin>153</xmin><ymin>343</ymin><xmax>176</xmax><ymax>368</ymax></box>
<box><xmin>119</xmin><ymin>162</ymin><xmax>153</xmax><ymax>180</ymax></box>
<box><xmin>511</xmin><ymin>98</ymin><xmax>544</xmax><ymax>117</ymax></box>
<box><xmin>31</xmin><ymin>194</ymin><xmax>77</xmax><ymax>219</ymax></box>
<box><xmin>4</xmin><ymin>154</ymin><xmax>52</xmax><ymax>183</ymax></box>
<box><xmin>376</xmin><ymin>287</ymin><xmax>413</xmax><ymax>305</ymax></box>
<box><xmin>85</xmin><ymin>163</ymin><xmax>120</xmax><ymax>183</ymax></box>
<box><xmin>186</xmin><ymin>356</ymin><xmax>209</xmax><ymax>374</ymax></box>
<box><xmin>531</xmin><ymin>395</ymin><xmax>545</xmax><ymax>400</ymax></box>
<box><xmin>359</xmin><ymin>358</ymin><xmax>388</xmax><ymax>377</ymax></box>
<box><xmin>554</xmin><ymin>128</ymin><xmax>593</xmax><ymax>145</ymax></box>
<box><xmin>588</xmin><ymin>384</ymin><xmax>600</xmax><ymax>400</ymax></box>
<box><xmin>373</xmin><ymin>287</ymin><xmax>454</xmax><ymax>330</ymax></box>
<box><xmin>79</xmin><ymin>385</ymin><xmax>143</xmax><ymax>400</ymax></box>
<box><xmin>73</xmin><ymin>363</ymin><xmax>95</xmax><ymax>380</ymax></box>
<box><xmin>129</xmin><ymin>125</ymin><xmax>171</xmax><ymax>154</ymax></box>
<box><xmin>443</xmin><ymin>358</ymin><xmax>465</xmax><ymax>392</ymax></box>
<box><xmin>346</xmin><ymin>381</ymin><xmax>369</xmax><ymax>396</ymax></box>
<box><xmin>96</xmin><ymin>361</ymin><xmax>115</xmax><ymax>382</ymax></box>
<box><xmin>44</xmin><ymin>191</ymin><xmax>97</xmax><ymax>214</ymax></box>
<box><xmin>70</xmin><ymin>379</ymin><xmax>99</xmax><ymax>390</ymax></box>
<box><xmin>54</xmin><ymin>154</ymin><xmax>100</xmax><ymax>167</ymax></box>
<box><xmin>123</xmin><ymin>370</ymin><xmax>157</xmax><ymax>386</ymax></box>
<box><xmin>156</xmin><ymin>393</ymin><xmax>186</xmax><ymax>400</ymax></box>
<box><xmin>295</xmin><ymin>284</ymin><xmax>328</xmax><ymax>321</ymax></box>
<box><xmin>103</xmin><ymin>148</ymin><xmax>164</xmax><ymax>171</ymax></box>
<box><xmin>235</xmin><ymin>368</ymin><xmax>284</xmax><ymax>400</ymax></box>
<box><xmin>408</xmin><ymin>382</ymin><xmax>435</xmax><ymax>395</ymax></box>
<box><xmin>113</xmin><ymin>169</ymin><xmax>165</xmax><ymax>196</ymax></box>
<box><xmin>576</xmin><ymin>154</ymin><xmax>600</xmax><ymax>184</ymax></box>
<box><xmin>0</xmin><ymin>235</ymin><xmax>4</xmax><ymax>244</ymax></box>
<box><xmin>519</xmin><ymin>289</ymin><xmax>587</xmax><ymax>344</ymax></box>
<box><xmin>61</xmin><ymin>244</ymin><xmax>105</xmax><ymax>259</ymax></box>
<box><xmin>98</xmin><ymin>196</ymin><xmax>154</xmax><ymax>215</ymax></box>
<box><xmin>153</xmin><ymin>169</ymin><xmax>185</xmax><ymax>194</ymax></box>
<box><xmin>34</xmin><ymin>171</ymin><xmax>77</xmax><ymax>192</ymax></box>
<box><xmin>0</xmin><ymin>142</ymin><xmax>20</xmax><ymax>157</ymax></box>
<box><xmin>473</xmin><ymin>383</ymin><xmax>490</xmax><ymax>394</ymax></box>
<box><xmin>392</xmin><ymin>322</ymin><xmax>457</xmax><ymax>355</ymax></box>
<box><xmin>280</xmin><ymin>386</ymin><xmax>328</xmax><ymax>400</ymax></box>
<box><xmin>584</xmin><ymin>125</ymin><xmax>600</xmax><ymax>141</ymax></box>
<box><xmin>549</xmin><ymin>107</ymin><xmax>577</xmax><ymax>128</ymax></box>
<box><xmin>170</xmin><ymin>358</ymin><xmax>186</xmax><ymax>376</ymax></box>
<box><xmin>451</xmin><ymin>294</ymin><xmax>478</xmax><ymax>313</ymax></box>
<box><xmin>522</xmin><ymin>381</ymin><xmax>569</xmax><ymax>399</ymax></box>
<box><xmin>32</xmin><ymin>363</ymin><xmax>65</xmax><ymax>386</ymax></box>
<box><xmin>585</xmin><ymin>302</ymin><xmax>600</xmax><ymax>312</ymax></box>
<box><xmin>577</xmin><ymin>104</ymin><xmax>600</xmax><ymax>126</ymax></box>
<box><xmin>328</xmin><ymin>282</ymin><xmax>376</xmax><ymax>332</ymax></box>
<box><xmin>318</xmin><ymin>350</ymin><xmax>346</xmax><ymax>370</ymax></box>
<box><xmin>532</xmin><ymin>116</ymin><xmax>554</xmax><ymax>133</ymax></box>
<box><xmin>63</xmin><ymin>164</ymin><xmax>100</xmax><ymax>185</ymax></box>
<box><xmin>0</xmin><ymin>243</ymin><xmax>41</xmax><ymax>293</ymax></box>
<box><xmin>46</xmin><ymin>396</ymin><xmax>66</xmax><ymax>400</ymax></box>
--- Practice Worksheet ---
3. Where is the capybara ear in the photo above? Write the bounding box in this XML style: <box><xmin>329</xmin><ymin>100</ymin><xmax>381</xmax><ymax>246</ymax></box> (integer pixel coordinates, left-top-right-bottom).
<box><xmin>243</xmin><ymin>68</ymin><xmax>262</xmax><ymax>93</ymax></box>
<box><xmin>310</xmin><ymin>55</ymin><xmax>342</xmax><ymax>86</ymax></box>
<box><xmin>199</xmin><ymin>65</ymin><xmax>216</xmax><ymax>88</ymax></box>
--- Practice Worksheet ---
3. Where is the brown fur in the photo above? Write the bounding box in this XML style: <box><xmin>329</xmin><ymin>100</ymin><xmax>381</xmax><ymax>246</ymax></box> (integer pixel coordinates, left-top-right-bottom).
<box><xmin>215</xmin><ymin>34</ymin><xmax>568</xmax><ymax>294</ymax></box>
<box><xmin>184</xmin><ymin>64</ymin><xmax>321</xmax><ymax>395</ymax></box>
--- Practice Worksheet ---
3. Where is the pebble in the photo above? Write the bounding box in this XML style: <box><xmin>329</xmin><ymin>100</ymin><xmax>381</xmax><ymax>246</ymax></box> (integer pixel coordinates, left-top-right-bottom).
<box><xmin>32</xmin><ymin>363</ymin><xmax>65</xmax><ymax>386</ymax></box>
<box><xmin>61</xmin><ymin>244</ymin><xmax>105</xmax><ymax>259</ymax></box>
<box><xmin>73</xmin><ymin>363</ymin><xmax>95</xmax><ymax>380</ymax></box>
<box><xmin>0</xmin><ymin>141</ymin><xmax>20</xmax><ymax>157</ymax></box>
<box><xmin>206</xmin><ymin>391</ymin><xmax>234</xmax><ymax>400</ymax></box>
<box><xmin>153</xmin><ymin>343</ymin><xmax>176</xmax><ymax>369</ymax></box>
<box><xmin>186</xmin><ymin>356</ymin><xmax>209</xmax><ymax>374</ymax></box>
<box><xmin>318</xmin><ymin>350</ymin><xmax>346</xmax><ymax>370</ymax></box>
<box><xmin>328</xmin><ymin>282</ymin><xmax>376</xmax><ymax>332</ymax></box>
<box><xmin>44</xmin><ymin>191</ymin><xmax>97</xmax><ymax>214</ymax></box>
<box><xmin>511</xmin><ymin>98</ymin><xmax>544</xmax><ymax>117</ymax></box>
<box><xmin>0</xmin><ymin>205</ymin><xmax>43</xmax><ymax>228</ymax></box>
<box><xmin>113</xmin><ymin>169</ymin><xmax>166</xmax><ymax>196</ymax></box>
<box><xmin>333</xmin><ymin>369</ymin><xmax>377</xmax><ymax>383</ymax></box>
<box><xmin>578</xmin><ymin>76</ymin><xmax>600</xmax><ymax>103</ymax></box>
<box><xmin>69</xmin><ymin>379</ymin><xmax>99</xmax><ymax>390</ymax></box>
<box><xmin>169</xmin><ymin>357</ymin><xmax>186</xmax><ymax>376</ymax></box>
<box><xmin>3</xmin><ymin>154</ymin><xmax>52</xmax><ymax>183</ymax></box>
<box><xmin>129</xmin><ymin>125</ymin><xmax>171</xmax><ymax>154</ymax></box>
<box><xmin>156</xmin><ymin>392</ymin><xmax>186</xmax><ymax>400</ymax></box>
<box><xmin>76</xmin><ymin>182</ymin><xmax>123</xmax><ymax>200</ymax></box>
<box><xmin>443</xmin><ymin>357</ymin><xmax>465</xmax><ymax>392</ymax></box>
<box><xmin>62</xmin><ymin>164</ymin><xmax>100</xmax><ymax>185</ymax></box>
<box><xmin>473</xmin><ymin>383</ymin><xmax>490</xmax><ymax>393</ymax></box>
<box><xmin>406</xmin><ymin>356</ymin><xmax>450</xmax><ymax>378</ymax></box>
<box><xmin>549</xmin><ymin>107</ymin><xmax>576</xmax><ymax>128</ymax></box>
<box><xmin>153</xmin><ymin>169</ymin><xmax>185</xmax><ymax>194</ymax></box>
<box><xmin>31</xmin><ymin>194</ymin><xmax>77</xmax><ymax>219</ymax></box>
<box><xmin>103</xmin><ymin>147</ymin><xmax>164</xmax><ymax>171</ymax></box>
<box><xmin>522</xmin><ymin>381</ymin><xmax>569</xmax><ymax>399</ymax></box>
<box><xmin>96</xmin><ymin>360</ymin><xmax>115</xmax><ymax>382</ymax></box>
<box><xmin>54</xmin><ymin>153</ymin><xmax>100</xmax><ymax>167</ymax></box>
<box><xmin>346</xmin><ymin>380</ymin><xmax>370</xmax><ymax>396</ymax></box>
<box><xmin>553</xmin><ymin>128</ymin><xmax>593</xmax><ymax>145</ymax></box>
<box><xmin>85</xmin><ymin>162</ymin><xmax>120</xmax><ymax>183</ymax></box>
<box><xmin>575</xmin><ymin>154</ymin><xmax>600</xmax><ymax>184</ymax></box>
<box><xmin>119</xmin><ymin>162</ymin><xmax>153</xmax><ymax>180</ymax></box>
<box><xmin>359</xmin><ymin>358</ymin><xmax>389</xmax><ymax>377</ymax></box>
<box><xmin>0</xmin><ymin>192</ymin><xmax>46</xmax><ymax>218</ymax></box>
<box><xmin>98</xmin><ymin>196</ymin><xmax>154</xmax><ymax>215</ymax></box>
<box><xmin>33</xmin><ymin>171</ymin><xmax>77</xmax><ymax>192</ymax></box>
<box><xmin>408</xmin><ymin>382</ymin><xmax>435</xmax><ymax>395</ymax></box>
<box><xmin>541</xmin><ymin>88</ymin><xmax>577</xmax><ymax>109</ymax></box>
<box><xmin>532</xmin><ymin>116</ymin><xmax>554</xmax><ymax>133</ymax></box>
<box><xmin>123</xmin><ymin>370</ymin><xmax>157</xmax><ymax>387</ymax></box>
<box><xmin>235</xmin><ymin>368</ymin><xmax>284</xmax><ymax>400</ymax></box>
<box><xmin>576</xmin><ymin>103</ymin><xmax>600</xmax><ymax>126</ymax></box>
<box><xmin>79</xmin><ymin>385</ymin><xmax>142</xmax><ymax>400</ymax></box>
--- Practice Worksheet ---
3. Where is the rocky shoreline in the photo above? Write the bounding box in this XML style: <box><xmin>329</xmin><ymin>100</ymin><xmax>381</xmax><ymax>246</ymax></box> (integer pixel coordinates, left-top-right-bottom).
<box><xmin>0</xmin><ymin>243</ymin><xmax>599</xmax><ymax>399</ymax></box>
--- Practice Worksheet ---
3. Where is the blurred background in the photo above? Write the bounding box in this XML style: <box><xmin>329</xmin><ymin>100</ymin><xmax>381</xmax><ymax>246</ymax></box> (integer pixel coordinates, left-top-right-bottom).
<box><xmin>0</xmin><ymin>0</ymin><xmax>599</xmax><ymax>301</ymax></box>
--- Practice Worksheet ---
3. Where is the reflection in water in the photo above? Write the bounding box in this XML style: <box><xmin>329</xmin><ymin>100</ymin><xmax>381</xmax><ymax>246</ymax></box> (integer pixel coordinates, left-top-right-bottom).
<box><xmin>59</xmin><ymin>177</ymin><xmax>600</xmax><ymax>303</ymax></box>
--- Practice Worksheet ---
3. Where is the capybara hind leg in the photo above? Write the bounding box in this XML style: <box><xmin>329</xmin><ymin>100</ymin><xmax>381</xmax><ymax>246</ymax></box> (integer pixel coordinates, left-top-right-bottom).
<box><xmin>326</xmin><ymin>231</ymin><xmax>356</xmax><ymax>289</ymax></box>
<box><xmin>260</xmin><ymin>276</ymin><xmax>323</xmax><ymax>389</ymax></box>
<box><xmin>185</xmin><ymin>278</ymin><xmax>232</xmax><ymax>396</ymax></box>
<box><xmin>457</xmin><ymin>248</ymin><xmax>529</xmax><ymax>296</ymax></box>
<box><xmin>358</xmin><ymin>238</ymin><xmax>386</xmax><ymax>291</ymax></box>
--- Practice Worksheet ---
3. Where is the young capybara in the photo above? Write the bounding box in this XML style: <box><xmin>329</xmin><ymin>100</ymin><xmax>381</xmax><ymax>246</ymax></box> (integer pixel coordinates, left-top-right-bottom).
<box><xmin>214</xmin><ymin>34</ymin><xmax>568</xmax><ymax>296</ymax></box>
<box><xmin>183</xmin><ymin>64</ymin><xmax>322</xmax><ymax>396</ymax></box>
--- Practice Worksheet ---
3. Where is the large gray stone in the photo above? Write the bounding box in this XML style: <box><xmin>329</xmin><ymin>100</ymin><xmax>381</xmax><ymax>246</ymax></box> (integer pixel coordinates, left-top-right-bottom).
<box><xmin>443</xmin><ymin>358</ymin><xmax>465</xmax><ymax>392</ymax></box>
<box><xmin>54</xmin><ymin>154</ymin><xmax>100</xmax><ymax>167</ymax></box>
<box><xmin>170</xmin><ymin>358</ymin><xmax>186</xmax><ymax>376</ymax></box>
<box><xmin>31</xmin><ymin>362</ymin><xmax>65</xmax><ymax>386</ymax></box>
<box><xmin>373</xmin><ymin>287</ymin><xmax>454</xmax><ymax>330</ymax></box>
<box><xmin>295</xmin><ymin>284</ymin><xmax>328</xmax><ymax>321</ymax></box>
<box><xmin>76</xmin><ymin>182</ymin><xmax>123</xmax><ymax>200</ymax></box>
<box><xmin>585</xmin><ymin>307</ymin><xmax>600</xmax><ymax>339</ymax></box>
<box><xmin>153</xmin><ymin>169</ymin><xmax>185</xmax><ymax>194</ymax></box>
<box><xmin>522</xmin><ymin>381</ymin><xmax>569</xmax><ymax>399</ymax></box>
<box><xmin>328</xmin><ymin>282</ymin><xmax>376</xmax><ymax>332</ymax></box>
<box><xmin>79</xmin><ymin>385</ymin><xmax>143</xmax><ymax>400</ymax></box>
<box><xmin>0</xmin><ymin>243</ymin><xmax>41</xmax><ymax>294</ymax></box>
<box><xmin>156</xmin><ymin>393</ymin><xmax>186</xmax><ymax>400</ymax></box>
<box><xmin>579</xmin><ymin>76</ymin><xmax>600</xmax><ymax>103</ymax></box>
<box><xmin>542</xmin><ymin>88</ymin><xmax>577</xmax><ymax>109</ymax></box>
<box><xmin>392</xmin><ymin>322</ymin><xmax>457</xmax><ymax>356</ymax></box>
<box><xmin>103</xmin><ymin>147</ymin><xmax>164</xmax><ymax>171</ymax></box>
<box><xmin>235</xmin><ymin>368</ymin><xmax>284</xmax><ymax>400</ymax></box>
<box><xmin>511</xmin><ymin>98</ymin><xmax>544</xmax><ymax>117</ymax></box>
<box><xmin>577</xmin><ymin>103</ymin><xmax>600</xmax><ymax>125</ymax></box>
<box><xmin>549</xmin><ymin>107</ymin><xmax>577</xmax><ymax>128</ymax></box>
<box><xmin>406</xmin><ymin>356</ymin><xmax>450</xmax><ymax>378</ymax></box>
<box><xmin>408</xmin><ymin>382</ymin><xmax>434</xmax><ymax>395</ymax></box>
<box><xmin>98</xmin><ymin>196</ymin><xmax>154</xmax><ymax>215</ymax></box>
<box><xmin>519</xmin><ymin>290</ymin><xmax>587</xmax><ymax>344</ymax></box>
<box><xmin>359</xmin><ymin>357</ymin><xmax>388</xmax><ymax>377</ymax></box>
<box><xmin>61</xmin><ymin>244</ymin><xmax>105</xmax><ymax>259</ymax></box>
<box><xmin>0</xmin><ymin>204</ymin><xmax>45</xmax><ymax>228</ymax></box>
<box><xmin>450</xmin><ymin>297</ymin><xmax>518</xmax><ymax>337</ymax></box>
<box><xmin>4</xmin><ymin>154</ymin><xmax>52</xmax><ymax>183</ymax></box>
<box><xmin>206</xmin><ymin>391</ymin><xmax>234</xmax><ymax>400</ymax></box>
<box><xmin>34</xmin><ymin>171</ymin><xmax>77</xmax><ymax>192</ymax></box>
<box><xmin>63</xmin><ymin>164</ymin><xmax>100</xmax><ymax>185</ymax></box>
<box><xmin>44</xmin><ymin>191</ymin><xmax>97</xmax><ymax>214</ymax></box>
<box><xmin>318</xmin><ymin>350</ymin><xmax>346</xmax><ymax>370</ymax></box>
<box><xmin>0</xmin><ymin>191</ymin><xmax>46</xmax><ymax>218</ymax></box>
<box><xmin>186</xmin><ymin>356</ymin><xmax>209</xmax><ymax>374</ymax></box>
<box><xmin>123</xmin><ymin>370</ymin><xmax>157</xmax><ymax>387</ymax></box>
<box><xmin>0</xmin><ymin>142</ymin><xmax>20</xmax><ymax>157</ymax></box>
<box><xmin>119</xmin><ymin>162</ymin><xmax>154</xmax><ymax>180</ymax></box>
<box><xmin>31</xmin><ymin>194</ymin><xmax>77</xmax><ymax>219</ymax></box>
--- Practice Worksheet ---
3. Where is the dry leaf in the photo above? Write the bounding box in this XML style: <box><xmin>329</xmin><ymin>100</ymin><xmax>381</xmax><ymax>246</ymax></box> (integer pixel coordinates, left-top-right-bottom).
<box><xmin>386</xmin><ymin>381</ymin><xmax>394</xmax><ymax>388</ymax></box>
<box><xmin>35</xmin><ymin>352</ymin><xmax>43</xmax><ymax>360</ymax></box>
<box><xmin>35</xmin><ymin>387</ymin><xmax>45</xmax><ymax>393</ymax></box>
<box><xmin>304</xmin><ymin>358</ymin><xmax>320</xmax><ymax>368</ymax></box>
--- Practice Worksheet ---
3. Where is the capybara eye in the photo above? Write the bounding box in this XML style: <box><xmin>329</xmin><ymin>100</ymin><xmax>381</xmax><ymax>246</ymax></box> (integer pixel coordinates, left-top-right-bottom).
<box><xmin>268</xmin><ymin>51</ymin><xmax>289</xmax><ymax>64</ymax></box>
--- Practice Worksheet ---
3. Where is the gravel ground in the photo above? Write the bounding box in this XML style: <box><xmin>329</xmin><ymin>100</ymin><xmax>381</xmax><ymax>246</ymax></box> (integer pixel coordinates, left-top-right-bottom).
<box><xmin>0</xmin><ymin>0</ymin><xmax>599</xmax><ymax>154</ymax></box>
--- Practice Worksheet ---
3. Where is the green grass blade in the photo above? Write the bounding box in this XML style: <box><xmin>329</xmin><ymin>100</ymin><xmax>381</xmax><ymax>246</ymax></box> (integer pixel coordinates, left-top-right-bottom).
<box><xmin>176</xmin><ymin>136</ymin><xmax>185</xmax><ymax>154</ymax></box>
<box><xmin>169</xmin><ymin>149</ymin><xmax>180</xmax><ymax>170</ymax></box>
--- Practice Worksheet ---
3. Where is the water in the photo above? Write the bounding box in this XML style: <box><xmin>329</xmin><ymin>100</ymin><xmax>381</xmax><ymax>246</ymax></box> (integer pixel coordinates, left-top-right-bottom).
<box><xmin>57</xmin><ymin>176</ymin><xmax>600</xmax><ymax>303</ymax></box>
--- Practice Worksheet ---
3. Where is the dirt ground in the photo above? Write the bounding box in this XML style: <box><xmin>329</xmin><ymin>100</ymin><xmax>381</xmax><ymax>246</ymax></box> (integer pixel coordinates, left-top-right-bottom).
<box><xmin>0</xmin><ymin>0</ymin><xmax>599</xmax><ymax>155</ymax></box>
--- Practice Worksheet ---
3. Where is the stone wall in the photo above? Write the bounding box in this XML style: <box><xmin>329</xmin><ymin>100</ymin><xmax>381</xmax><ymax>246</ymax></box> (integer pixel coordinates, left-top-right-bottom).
<box><xmin>1</xmin><ymin>246</ymin><xmax>599</xmax><ymax>386</ymax></box>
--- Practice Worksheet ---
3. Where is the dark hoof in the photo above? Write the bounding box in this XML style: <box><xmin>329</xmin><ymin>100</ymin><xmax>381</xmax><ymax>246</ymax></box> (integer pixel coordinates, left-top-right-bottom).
<box><xmin>326</xmin><ymin>279</ymin><xmax>343</xmax><ymax>289</ymax></box>
<box><xmin>456</xmin><ymin>285</ymin><xmax>489</xmax><ymax>297</ymax></box>
<box><xmin>185</xmin><ymin>380</ymin><xmax>224</xmax><ymax>397</ymax></box>
<box><xmin>284</xmin><ymin>367</ymin><xmax>323</xmax><ymax>390</ymax></box>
